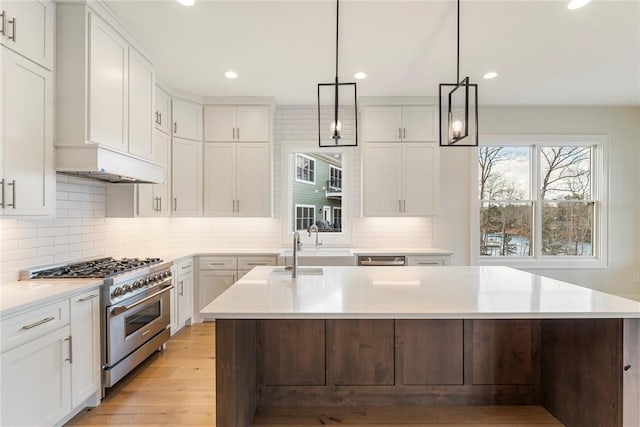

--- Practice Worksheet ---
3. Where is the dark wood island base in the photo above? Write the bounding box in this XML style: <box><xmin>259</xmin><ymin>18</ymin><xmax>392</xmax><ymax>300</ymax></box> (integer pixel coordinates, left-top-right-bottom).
<box><xmin>215</xmin><ymin>318</ymin><xmax>640</xmax><ymax>427</ymax></box>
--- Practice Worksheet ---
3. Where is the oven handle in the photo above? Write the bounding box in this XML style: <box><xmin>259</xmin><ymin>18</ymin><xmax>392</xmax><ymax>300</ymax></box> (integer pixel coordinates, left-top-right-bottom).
<box><xmin>110</xmin><ymin>285</ymin><xmax>174</xmax><ymax>316</ymax></box>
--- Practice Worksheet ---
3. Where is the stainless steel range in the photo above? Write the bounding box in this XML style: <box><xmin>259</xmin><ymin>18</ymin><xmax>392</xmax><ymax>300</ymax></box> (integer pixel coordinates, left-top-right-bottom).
<box><xmin>21</xmin><ymin>257</ymin><xmax>174</xmax><ymax>396</ymax></box>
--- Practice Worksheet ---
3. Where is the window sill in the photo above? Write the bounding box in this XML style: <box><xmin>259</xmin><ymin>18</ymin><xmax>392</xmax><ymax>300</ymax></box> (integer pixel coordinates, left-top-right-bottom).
<box><xmin>474</xmin><ymin>256</ymin><xmax>608</xmax><ymax>270</ymax></box>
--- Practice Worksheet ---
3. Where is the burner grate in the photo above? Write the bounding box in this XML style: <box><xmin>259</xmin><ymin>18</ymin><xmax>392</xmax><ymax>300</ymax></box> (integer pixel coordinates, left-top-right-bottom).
<box><xmin>30</xmin><ymin>257</ymin><xmax>163</xmax><ymax>279</ymax></box>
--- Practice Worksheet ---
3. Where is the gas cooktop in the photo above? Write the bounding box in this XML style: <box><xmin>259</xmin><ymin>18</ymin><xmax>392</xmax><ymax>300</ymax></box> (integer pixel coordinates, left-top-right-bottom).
<box><xmin>23</xmin><ymin>257</ymin><xmax>163</xmax><ymax>279</ymax></box>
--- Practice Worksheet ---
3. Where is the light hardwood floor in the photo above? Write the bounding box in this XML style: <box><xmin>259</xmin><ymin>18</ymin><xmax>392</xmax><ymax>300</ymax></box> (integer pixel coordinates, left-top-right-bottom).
<box><xmin>66</xmin><ymin>322</ymin><xmax>563</xmax><ymax>427</ymax></box>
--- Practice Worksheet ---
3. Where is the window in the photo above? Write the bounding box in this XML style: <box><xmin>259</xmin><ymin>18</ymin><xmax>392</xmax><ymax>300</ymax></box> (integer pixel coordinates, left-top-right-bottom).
<box><xmin>476</xmin><ymin>136</ymin><xmax>606</xmax><ymax>268</ymax></box>
<box><xmin>295</xmin><ymin>204</ymin><xmax>315</xmax><ymax>231</ymax></box>
<box><xmin>329</xmin><ymin>165</ymin><xmax>342</xmax><ymax>191</ymax></box>
<box><xmin>332</xmin><ymin>207</ymin><xmax>342</xmax><ymax>231</ymax></box>
<box><xmin>296</xmin><ymin>154</ymin><xmax>315</xmax><ymax>184</ymax></box>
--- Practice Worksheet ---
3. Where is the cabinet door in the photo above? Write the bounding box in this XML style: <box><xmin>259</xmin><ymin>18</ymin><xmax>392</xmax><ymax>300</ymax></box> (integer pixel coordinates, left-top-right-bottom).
<box><xmin>1</xmin><ymin>47</ymin><xmax>54</xmax><ymax>216</ymax></box>
<box><xmin>203</xmin><ymin>143</ymin><xmax>236</xmax><ymax>216</ymax></box>
<box><xmin>362</xmin><ymin>143</ymin><xmax>402</xmax><ymax>217</ymax></box>
<box><xmin>177</xmin><ymin>270</ymin><xmax>193</xmax><ymax>327</ymax></box>
<box><xmin>1</xmin><ymin>0</ymin><xmax>54</xmax><ymax>70</ymax></box>
<box><xmin>198</xmin><ymin>270</ymin><xmax>237</xmax><ymax>315</ymax></box>
<box><xmin>363</xmin><ymin>106</ymin><xmax>402</xmax><ymax>142</ymax></box>
<box><xmin>128</xmin><ymin>49</ymin><xmax>154</xmax><ymax>159</ymax></box>
<box><xmin>138</xmin><ymin>129</ymin><xmax>171</xmax><ymax>217</ymax></box>
<box><xmin>236</xmin><ymin>143</ymin><xmax>270</xmax><ymax>217</ymax></box>
<box><xmin>236</xmin><ymin>106</ymin><xmax>269</xmax><ymax>142</ymax></box>
<box><xmin>173</xmin><ymin>98</ymin><xmax>202</xmax><ymax>141</ymax></box>
<box><xmin>87</xmin><ymin>13</ymin><xmax>128</xmax><ymax>152</ymax></box>
<box><xmin>401</xmin><ymin>143</ymin><xmax>439</xmax><ymax>216</ymax></box>
<box><xmin>155</xmin><ymin>86</ymin><xmax>172</xmax><ymax>135</ymax></box>
<box><xmin>204</xmin><ymin>105</ymin><xmax>235</xmax><ymax>142</ymax></box>
<box><xmin>70</xmin><ymin>290</ymin><xmax>101</xmax><ymax>407</ymax></box>
<box><xmin>172</xmin><ymin>137</ymin><xmax>202</xmax><ymax>216</ymax></box>
<box><xmin>401</xmin><ymin>106</ymin><xmax>437</xmax><ymax>142</ymax></box>
<box><xmin>0</xmin><ymin>325</ymin><xmax>71</xmax><ymax>426</ymax></box>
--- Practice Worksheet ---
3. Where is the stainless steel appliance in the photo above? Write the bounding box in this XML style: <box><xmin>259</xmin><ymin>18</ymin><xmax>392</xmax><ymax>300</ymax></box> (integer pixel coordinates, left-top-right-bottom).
<box><xmin>21</xmin><ymin>257</ymin><xmax>173</xmax><ymax>395</ymax></box>
<box><xmin>357</xmin><ymin>255</ymin><xmax>407</xmax><ymax>266</ymax></box>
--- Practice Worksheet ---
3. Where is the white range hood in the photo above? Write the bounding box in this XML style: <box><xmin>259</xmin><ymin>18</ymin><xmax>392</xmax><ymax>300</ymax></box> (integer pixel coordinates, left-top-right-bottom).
<box><xmin>56</xmin><ymin>144</ymin><xmax>165</xmax><ymax>184</ymax></box>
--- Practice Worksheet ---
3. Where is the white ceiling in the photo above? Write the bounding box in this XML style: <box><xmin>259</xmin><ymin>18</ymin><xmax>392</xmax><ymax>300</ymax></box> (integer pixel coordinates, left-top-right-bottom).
<box><xmin>105</xmin><ymin>0</ymin><xmax>640</xmax><ymax>106</ymax></box>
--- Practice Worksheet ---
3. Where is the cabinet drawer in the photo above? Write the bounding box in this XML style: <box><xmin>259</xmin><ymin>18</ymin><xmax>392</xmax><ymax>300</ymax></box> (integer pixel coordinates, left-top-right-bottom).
<box><xmin>199</xmin><ymin>256</ymin><xmax>237</xmax><ymax>270</ymax></box>
<box><xmin>407</xmin><ymin>256</ymin><xmax>445</xmax><ymax>266</ymax></box>
<box><xmin>238</xmin><ymin>256</ymin><xmax>277</xmax><ymax>270</ymax></box>
<box><xmin>1</xmin><ymin>299</ymin><xmax>70</xmax><ymax>353</ymax></box>
<box><xmin>175</xmin><ymin>258</ymin><xmax>193</xmax><ymax>273</ymax></box>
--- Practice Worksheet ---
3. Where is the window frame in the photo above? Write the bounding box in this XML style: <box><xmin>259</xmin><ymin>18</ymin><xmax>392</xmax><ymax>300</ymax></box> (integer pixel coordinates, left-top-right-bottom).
<box><xmin>294</xmin><ymin>204</ymin><xmax>316</xmax><ymax>231</ymax></box>
<box><xmin>472</xmin><ymin>134</ymin><xmax>608</xmax><ymax>269</ymax></box>
<box><xmin>295</xmin><ymin>153</ymin><xmax>316</xmax><ymax>185</ymax></box>
<box><xmin>329</xmin><ymin>164</ymin><xmax>343</xmax><ymax>190</ymax></box>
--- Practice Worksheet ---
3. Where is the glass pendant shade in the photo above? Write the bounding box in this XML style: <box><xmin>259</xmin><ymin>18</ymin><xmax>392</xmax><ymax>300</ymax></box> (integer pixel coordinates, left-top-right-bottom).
<box><xmin>318</xmin><ymin>82</ymin><xmax>358</xmax><ymax>147</ymax></box>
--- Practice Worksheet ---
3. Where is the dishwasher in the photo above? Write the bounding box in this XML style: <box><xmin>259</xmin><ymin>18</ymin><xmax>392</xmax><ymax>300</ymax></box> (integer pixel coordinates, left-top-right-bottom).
<box><xmin>357</xmin><ymin>255</ymin><xmax>406</xmax><ymax>266</ymax></box>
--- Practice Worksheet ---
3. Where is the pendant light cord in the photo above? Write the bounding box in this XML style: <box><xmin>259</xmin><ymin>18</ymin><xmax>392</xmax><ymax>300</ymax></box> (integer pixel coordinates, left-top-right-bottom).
<box><xmin>336</xmin><ymin>0</ymin><xmax>340</xmax><ymax>80</ymax></box>
<box><xmin>456</xmin><ymin>0</ymin><xmax>460</xmax><ymax>83</ymax></box>
<box><xmin>333</xmin><ymin>0</ymin><xmax>340</xmax><ymax>140</ymax></box>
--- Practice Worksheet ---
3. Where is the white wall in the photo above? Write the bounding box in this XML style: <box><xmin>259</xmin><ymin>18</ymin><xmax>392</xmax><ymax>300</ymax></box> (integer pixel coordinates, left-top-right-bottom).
<box><xmin>434</xmin><ymin>106</ymin><xmax>640</xmax><ymax>297</ymax></box>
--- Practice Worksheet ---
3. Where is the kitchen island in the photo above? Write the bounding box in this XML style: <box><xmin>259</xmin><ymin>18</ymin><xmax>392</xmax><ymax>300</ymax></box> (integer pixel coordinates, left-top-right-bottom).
<box><xmin>200</xmin><ymin>266</ymin><xmax>640</xmax><ymax>427</ymax></box>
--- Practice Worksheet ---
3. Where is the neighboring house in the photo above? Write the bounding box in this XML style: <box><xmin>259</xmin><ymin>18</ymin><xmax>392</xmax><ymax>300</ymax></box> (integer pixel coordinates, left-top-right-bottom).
<box><xmin>292</xmin><ymin>153</ymin><xmax>343</xmax><ymax>232</ymax></box>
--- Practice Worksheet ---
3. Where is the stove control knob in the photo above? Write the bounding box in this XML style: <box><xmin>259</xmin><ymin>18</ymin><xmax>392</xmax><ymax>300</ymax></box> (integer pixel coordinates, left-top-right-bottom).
<box><xmin>166</xmin><ymin>270</ymin><xmax>172</xmax><ymax>277</ymax></box>
<box><xmin>122</xmin><ymin>284</ymin><xmax>132</xmax><ymax>294</ymax></box>
<box><xmin>132</xmin><ymin>280</ymin><xmax>140</xmax><ymax>289</ymax></box>
<box><xmin>111</xmin><ymin>287</ymin><xmax>122</xmax><ymax>298</ymax></box>
<box><xmin>155</xmin><ymin>273</ymin><xmax>161</xmax><ymax>281</ymax></box>
<box><xmin>143</xmin><ymin>278</ymin><xmax>151</xmax><ymax>286</ymax></box>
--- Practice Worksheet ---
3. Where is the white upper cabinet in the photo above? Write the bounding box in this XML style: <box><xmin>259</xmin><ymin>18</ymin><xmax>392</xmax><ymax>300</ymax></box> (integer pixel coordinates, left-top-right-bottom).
<box><xmin>128</xmin><ymin>48</ymin><xmax>155</xmax><ymax>159</ymax></box>
<box><xmin>363</xmin><ymin>105</ymin><xmax>437</xmax><ymax>142</ymax></box>
<box><xmin>204</xmin><ymin>142</ymin><xmax>270</xmax><ymax>217</ymax></box>
<box><xmin>0</xmin><ymin>0</ymin><xmax>55</xmax><ymax>70</ymax></box>
<box><xmin>138</xmin><ymin>129</ymin><xmax>171</xmax><ymax>216</ymax></box>
<box><xmin>362</xmin><ymin>104</ymin><xmax>439</xmax><ymax>217</ymax></box>
<box><xmin>172</xmin><ymin>136</ymin><xmax>202</xmax><ymax>216</ymax></box>
<box><xmin>87</xmin><ymin>12</ymin><xmax>128</xmax><ymax>152</ymax></box>
<box><xmin>204</xmin><ymin>105</ymin><xmax>269</xmax><ymax>142</ymax></box>
<box><xmin>173</xmin><ymin>98</ymin><xmax>202</xmax><ymax>141</ymax></box>
<box><xmin>0</xmin><ymin>47</ymin><xmax>54</xmax><ymax>216</ymax></box>
<box><xmin>154</xmin><ymin>85</ymin><xmax>171</xmax><ymax>135</ymax></box>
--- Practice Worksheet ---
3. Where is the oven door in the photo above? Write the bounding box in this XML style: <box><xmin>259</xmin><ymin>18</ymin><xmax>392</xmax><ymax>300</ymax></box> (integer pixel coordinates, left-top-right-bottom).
<box><xmin>105</xmin><ymin>281</ymin><xmax>173</xmax><ymax>367</ymax></box>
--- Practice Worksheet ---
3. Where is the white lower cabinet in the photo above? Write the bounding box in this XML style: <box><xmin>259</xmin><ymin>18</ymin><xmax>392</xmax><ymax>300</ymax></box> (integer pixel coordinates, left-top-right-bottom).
<box><xmin>196</xmin><ymin>255</ymin><xmax>276</xmax><ymax>321</ymax></box>
<box><xmin>1</xmin><ymin>325</ymin><xmax>72</xmax><ymax>426</ymax></box>
<box><xmin>0</xmin><ymin>288</ymin><xmax>101</xmax><ymax>426</ymax></box>
<box><xmin>70</xmin><ymin>290</ymin><xmax>101</xmax><ymax>407</ymax></box>
<box><xmin>172</xmin><ymin>258</ymin><xmax>194</xmax><ymax>334</ymax></box>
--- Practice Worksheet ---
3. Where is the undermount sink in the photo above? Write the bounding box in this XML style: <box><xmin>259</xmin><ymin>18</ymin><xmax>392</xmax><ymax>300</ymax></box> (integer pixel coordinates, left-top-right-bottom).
<box><xmin>278</xmin><ymin>248</ymin><xmax>356</xmax><ymax>267</ymax></box>
<box><xmin>270</xmin><ymin>267</ymin><xmax>324</xmax><ymax>276</ymax></box>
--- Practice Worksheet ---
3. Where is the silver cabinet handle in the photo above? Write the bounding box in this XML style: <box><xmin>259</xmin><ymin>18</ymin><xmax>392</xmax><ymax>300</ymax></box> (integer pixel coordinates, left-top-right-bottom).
<box><xmin>173</xmin><ymin>197</ymin><xmax>177</xmax><ymax>211</ymax></box>
<box><xmin>7</xmin><ymin>180</ymin><xmax>15</xmax><ymax>208</ymax></box>
<box><xmin>417</xmin><ymin>262</ymin><xmax>440</xmax><ymax>266</ymax></box>
<box><xmin>7</xmin><ymin>16</ymin><xmax>15</xmax><ymax>41</ymax></box>
<box><xmin>173</xmin><ymin>122</ymin><xmax>177</xmax><ymax>134</ymax></box>
<box><xmin>246</xmin><ymin>262</ymin><xmax>268</xmax><ymax>266</ymax></box>
<box><xmin>207</xmin><ymin>262</ymin><xmax>226</xmax><ymax>266</ymax></box>
<box><xmin>236</xmin><ymin>199</ymin><xmax>239</xmax><ymax>212</ymax></box>
<box><xmin>180</xmin><ymin>264</ymin><xmax>191</xmax><ymax>270</ymax></box>
<box><xmin>22</xmin><ymin>316</ymin><xmax>55</xmax><ymax>330</ymax></box>
<box><xmin>398</xmin><ymin>200</ymin><xmax>402</xmax><ymax>212</ymax></box>
<box><xmin>398</xmin><ymin>128</ymin><xmax>402</xmax><ymax>139</ymax></box>
<box><xmin>154</xmin><ymin>111</ymin><xmax>159</xmax><ymax>124</ymax></box>
<box><xmin>236</xmin><ymin>128</ymin><xmax>239</xmax><ymax>140</ymax></box>
<box><xmin>65</xmin><ymin>336</ymin><xmax>73</xmax><ymax>363</ymax></box>
<box><xmin>78</xmin><ymin>293</ymin><xmax>99</xmax><ymax>302</ymax></box>
<box><xmin>0</xmin><ymin>11</ymin><xmax>5</xmax><ymax>36</ymax></box>
<box><xmin>158</xmin><ymin>112</ymin><xmax>162</xmax><ymax>126</ymax></box>
<box><xmin>179</xmin><ymin>280</ymin><xmax>184</xmax><ymax>296</ymax></box>
<box><xmin>403</xmin><ymin>128</ymin><xmax>406</xmax><ymax>139</ymax></box>
<box><xmin>232</xmin><ymin>128</ymin><xmax>235</xmax><ymax>139</ymax></box>
<box><xmin>403</xmin><ymin>200</ymin><xmax>406</xmax><ymax>213</ymax></box>
<box><xmin>0</xmin><ymin>179</ymin><xmax>4</xmax><ymax>208</ymax></box>
<box><xmin>232</xmin><ymin>199</ymin><xmax>235</xmax><ymax>212</ymax></box>
<box><xmin>158</xmin><ymin>196</ymin><xmax>162</xmax><ymax>212</ymax></box>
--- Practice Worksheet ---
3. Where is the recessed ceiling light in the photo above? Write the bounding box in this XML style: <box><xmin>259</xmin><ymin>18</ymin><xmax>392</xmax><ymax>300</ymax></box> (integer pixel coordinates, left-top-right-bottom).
<box><xmin>483</xmin><ymin>71</ymin><xmax>498</xmax><ymax>80</ymax></box>
<box><xmin>224</xmin><ymin>71</ymin><xmax>238</xmax><ymax>79</ymax></box>
<box><xmin>176</xmin><ymin>0</ymin><xmax>195</xmax><ymax>6</ymax></box>
<box><xmin>354</xmin><ymin>71</ymin><xmax>367</xmax><ymax>80</ymax></box>
<box><xmin>567</xmin><ymin>0</ymin><xmax>590</xmax><ymax>10</ymax></box>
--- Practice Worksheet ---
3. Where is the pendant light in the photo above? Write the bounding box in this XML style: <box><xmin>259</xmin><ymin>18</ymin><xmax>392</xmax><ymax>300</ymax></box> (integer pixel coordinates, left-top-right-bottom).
<box><xmin>439</xmin><ymin>0</ymin><xmax>478</xmax><ymax>147</ymax></box>
<box><xmin>317</xmin><ymin>0</ymin><xmax>358</xmax><ymax>147</ymax></box>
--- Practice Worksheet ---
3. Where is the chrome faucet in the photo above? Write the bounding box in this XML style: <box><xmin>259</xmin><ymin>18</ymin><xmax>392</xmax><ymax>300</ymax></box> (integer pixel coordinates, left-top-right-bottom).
<box><xmin>292</xmin><ymin>231</ymin><xmax>301</xmax><ymax>278</ymax></box>
<box><xmin>307</xmin><ymin>224</ymin><xmax>322</xmax><ymax>249</ymax></box>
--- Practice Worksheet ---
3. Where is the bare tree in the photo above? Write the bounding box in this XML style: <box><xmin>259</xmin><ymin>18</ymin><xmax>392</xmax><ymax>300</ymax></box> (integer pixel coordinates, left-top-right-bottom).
<box><xmin>540</xmin><ymin>147</ymin><xmax>590</xmax><ymax>200</ymax></box>
<box><xmin>478</xmin><ymin>147</ymin><xmax>509</xmax><ymax>200</ymax></box>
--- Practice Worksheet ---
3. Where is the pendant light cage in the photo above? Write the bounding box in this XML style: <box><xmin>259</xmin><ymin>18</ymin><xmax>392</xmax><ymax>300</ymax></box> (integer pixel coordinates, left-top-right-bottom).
<box><xmin>439</xmin><ymin>0</ymin><xmax>479</xmax><ymax>147</ymax></box>
<box><xmin>318</xmin><ymin>0</ymin><xmax>358</xmax><ymax>147</ymax></box>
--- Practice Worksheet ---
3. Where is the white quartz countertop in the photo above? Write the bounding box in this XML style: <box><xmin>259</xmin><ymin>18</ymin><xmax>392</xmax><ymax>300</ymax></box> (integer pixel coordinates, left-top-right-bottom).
<box><xmin>200</xmin><ymin>266</ymin><xmax>640</xmax><ymax>319</ymax></box>
<box><xmin>0</xmin><ymin>279</ymin><xmax>103</xmax><ymax>319</ymax></box>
